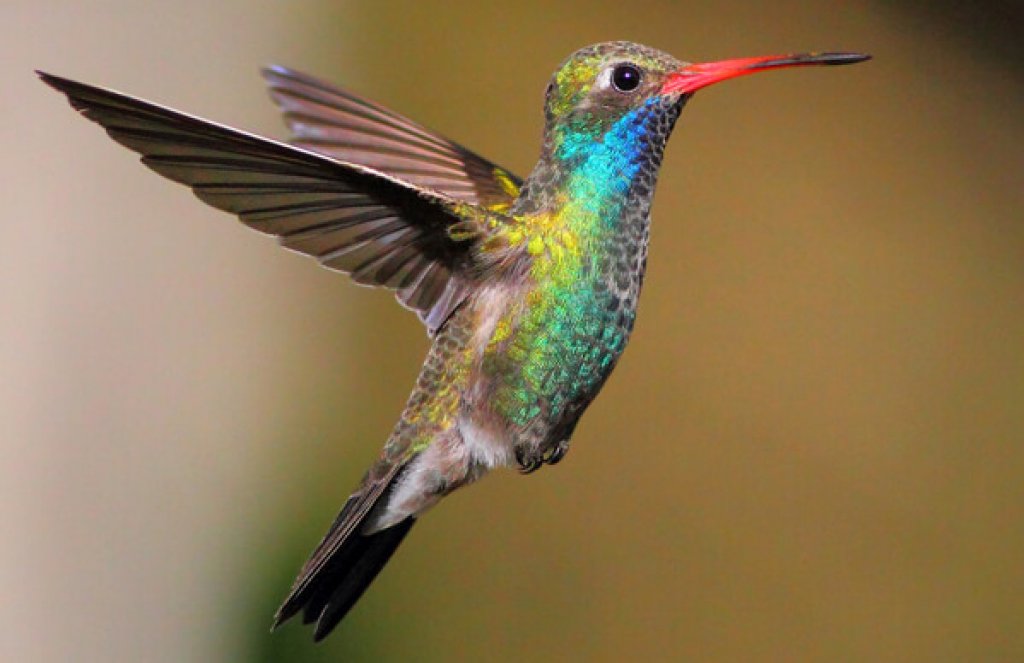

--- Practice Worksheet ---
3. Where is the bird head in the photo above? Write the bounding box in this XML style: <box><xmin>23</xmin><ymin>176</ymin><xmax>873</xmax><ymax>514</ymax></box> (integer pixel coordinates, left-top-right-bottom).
<box><xmin>542</xmin><ymin>41</ymin><xmax>869</xmax><ymax>156</ymax></box>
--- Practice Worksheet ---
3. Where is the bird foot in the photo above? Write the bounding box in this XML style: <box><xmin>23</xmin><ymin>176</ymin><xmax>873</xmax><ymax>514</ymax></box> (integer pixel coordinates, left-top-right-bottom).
<box><xmin>515</xmin><ymin>439</ymin><xmax>570</xmax><ymax>474</ymax></box>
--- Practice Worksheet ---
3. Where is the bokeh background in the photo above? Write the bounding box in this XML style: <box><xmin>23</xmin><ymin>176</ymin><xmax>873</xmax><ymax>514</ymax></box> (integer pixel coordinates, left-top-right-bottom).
<box><xmin>4</xmin><ymin>1</ymin><xmax>1022</xmax><ymax>661</ymax></box>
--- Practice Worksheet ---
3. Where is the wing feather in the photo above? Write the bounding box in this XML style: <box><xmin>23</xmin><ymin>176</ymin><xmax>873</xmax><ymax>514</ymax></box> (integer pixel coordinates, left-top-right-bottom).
<box><xmin>39</xmin><ymin>70</ymin><xmax>506</xmax><ymax>335</ymax></box>
<box><xmin>262</xmin><ymin>65</ymin><xmax>522</xmax><ymax>210</ymax></box>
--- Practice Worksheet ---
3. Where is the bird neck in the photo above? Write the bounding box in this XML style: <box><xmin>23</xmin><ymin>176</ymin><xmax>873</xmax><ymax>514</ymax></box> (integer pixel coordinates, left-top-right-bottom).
<box><xmin>511</xmin><ymin>95</ymin><xmax>685</xmax><ymax>240</ymax></box>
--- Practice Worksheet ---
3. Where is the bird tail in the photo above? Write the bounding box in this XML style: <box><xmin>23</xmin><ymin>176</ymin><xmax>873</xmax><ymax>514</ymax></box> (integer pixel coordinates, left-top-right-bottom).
<box><xmin>273</xmin><ymin>466</ymin><xmax>414</xmax><ymax>641</ymax></box>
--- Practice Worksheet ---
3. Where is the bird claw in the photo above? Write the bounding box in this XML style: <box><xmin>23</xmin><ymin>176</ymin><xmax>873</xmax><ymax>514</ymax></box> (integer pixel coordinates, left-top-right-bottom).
<box><xmin>544</xmin><ymin>439</ymin><xmax>571</xmax><ymax>465</ymax></box>
<box><xmin>515</xmin><ymin>447</ymin><xmax>543</xmax><ymax>474</ymax></box>
<box><xmin>515</xmin><ymin>439</ymin><xmax>570</xmax><ymax>473</ymax></box>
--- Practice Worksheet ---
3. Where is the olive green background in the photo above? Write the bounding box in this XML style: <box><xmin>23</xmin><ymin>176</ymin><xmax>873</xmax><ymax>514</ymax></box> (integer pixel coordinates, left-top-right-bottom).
<box><xmin>4</xmin><ymin>1</ymin><xmax>1022</xmax><ymax>661</ymax></box>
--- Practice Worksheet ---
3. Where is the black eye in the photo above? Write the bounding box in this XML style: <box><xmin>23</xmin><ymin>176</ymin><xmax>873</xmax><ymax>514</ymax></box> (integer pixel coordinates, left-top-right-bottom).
<box><xmin>611</xmin><ymin>64</ymin><xmax>642</xmax><ymax>93</ymax></box>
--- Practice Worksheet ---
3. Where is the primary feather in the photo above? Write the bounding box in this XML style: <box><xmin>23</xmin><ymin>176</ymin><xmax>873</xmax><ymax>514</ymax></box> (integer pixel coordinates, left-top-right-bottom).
<box><xmin>37</xmin><ymin>70</ymin><xmax>506</xmax><ymax>335</ymax></box>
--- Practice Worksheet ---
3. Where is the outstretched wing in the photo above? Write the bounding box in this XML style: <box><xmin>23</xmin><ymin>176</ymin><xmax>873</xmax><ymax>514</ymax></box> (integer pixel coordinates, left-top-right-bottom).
<box><xmin>40</xmin><ymin>71</ymin><xmax>501</xmax><ymax>334</ymax></box>
<box><xmin>262</xmin><ymin>65</ymin><xmax>522</xmax><ymax>212</ymax></box>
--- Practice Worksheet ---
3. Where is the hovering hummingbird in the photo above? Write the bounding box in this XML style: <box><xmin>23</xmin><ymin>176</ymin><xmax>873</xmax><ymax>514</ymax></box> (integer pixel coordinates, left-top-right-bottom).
<box><xmin>40</xmin><ymin>41</ymin><xmax>868</xmax><ymax>640</ymax></box>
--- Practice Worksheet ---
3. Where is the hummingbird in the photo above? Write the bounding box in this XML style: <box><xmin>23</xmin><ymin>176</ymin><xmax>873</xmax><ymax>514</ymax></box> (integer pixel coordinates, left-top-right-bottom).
<box><xmin>40</xmin><ymin>41</ymin><xmax>869</xmax><ymax>641</ymax></box>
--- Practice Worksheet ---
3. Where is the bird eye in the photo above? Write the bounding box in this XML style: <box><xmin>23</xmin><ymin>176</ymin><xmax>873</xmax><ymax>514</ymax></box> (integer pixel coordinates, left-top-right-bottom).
<box><xmin>611</xmin><ymin>64</ymin><xmax>642</xmax><ymax>93</ymax></box>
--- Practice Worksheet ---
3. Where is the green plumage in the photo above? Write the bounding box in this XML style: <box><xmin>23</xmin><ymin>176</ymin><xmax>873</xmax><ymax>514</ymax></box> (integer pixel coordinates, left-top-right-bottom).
<box><xmin>40</xmin><ymin>40</ymin><xmax>868</xmax><ymax>640</ymax></box>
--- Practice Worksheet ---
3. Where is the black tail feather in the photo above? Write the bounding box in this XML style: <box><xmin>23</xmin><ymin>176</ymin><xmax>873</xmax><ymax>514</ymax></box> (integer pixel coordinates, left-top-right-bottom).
<box><xmin>273</xmin><ymin>455</ymin><xmax>415</xmax><ymax>639</ymax></box>
<box><xmin>309</xmin><ymin>520</ymin><xmax>414</xmax><ymax>641</ymax></box>
<box><xmin>273</xmin><ymin>517</ymin><xmax>415</xmax><ymax>640</ymax></box>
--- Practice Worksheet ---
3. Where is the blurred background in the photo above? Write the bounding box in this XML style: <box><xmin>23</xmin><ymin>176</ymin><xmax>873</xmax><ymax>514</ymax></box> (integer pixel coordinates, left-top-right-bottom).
<box><xmin>3</xmin><ymin>1</ymin><xmax>1022</xmax><ymax>661</ymax></box>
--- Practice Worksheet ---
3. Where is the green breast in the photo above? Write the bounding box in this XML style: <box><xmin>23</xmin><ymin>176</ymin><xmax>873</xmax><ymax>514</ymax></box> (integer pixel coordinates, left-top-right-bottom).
<box><xmin>483</xmin><ymin>103</ymin><xmax>657</xmax><ymax>429</ymax></box>
<box><xmin>483</xmin><ymin>248</ymin><xmax>632</xmax><ymax>429</ymax></box>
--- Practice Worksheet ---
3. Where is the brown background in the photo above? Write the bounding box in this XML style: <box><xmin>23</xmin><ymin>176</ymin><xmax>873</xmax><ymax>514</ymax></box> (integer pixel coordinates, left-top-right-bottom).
<box><xmin>4</xmin><ymin>1</ymin><xmax>1022</xmax><ymax>661</ymax></box>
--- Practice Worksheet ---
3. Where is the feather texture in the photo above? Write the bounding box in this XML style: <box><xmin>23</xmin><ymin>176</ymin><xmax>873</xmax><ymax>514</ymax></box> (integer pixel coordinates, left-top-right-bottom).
<box><xmin>262</xmin><ymin>65</ymin><xmax>523</xmax><ymax>211</ymax></box>
<box><xmin>273</xmin><ymin>459</ymin><xmax>413</xmax><ymax>637</ymax></box>
<box><xmin>38</xmin><ymin>71</ymin><xmax>504</xmax><ymax>335</ymax></box>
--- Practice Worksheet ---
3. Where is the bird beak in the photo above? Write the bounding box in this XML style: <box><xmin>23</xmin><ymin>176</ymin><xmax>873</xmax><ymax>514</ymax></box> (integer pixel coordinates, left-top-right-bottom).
<box><xmin>661</xmin><ymin>51</ymin><xmax>870</xmax><ymax>96</ymax></box>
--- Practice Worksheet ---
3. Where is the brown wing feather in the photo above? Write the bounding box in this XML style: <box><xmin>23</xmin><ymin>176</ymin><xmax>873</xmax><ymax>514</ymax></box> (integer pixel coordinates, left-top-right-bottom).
<box><xmin>39</xmin><ymin>71</ymin><xmax>497</xmax><ymax>335</ymax></box>
<box><xmin>262</xmin><ymin>65</ymin><xmax>522</xmax><ymax>211</ymax></box>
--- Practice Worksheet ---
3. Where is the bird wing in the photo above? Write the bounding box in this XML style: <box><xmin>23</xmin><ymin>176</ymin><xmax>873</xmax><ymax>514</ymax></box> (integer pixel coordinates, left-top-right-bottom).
<box><xmin>40</xmin><ymin>71</ymin><xmax>505</xmax><ymax>335</ymax></box>
<box><xmin>262</xmin><ymin>65</ymin><xmax>523</xmax><ymax>213</ymax></box>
